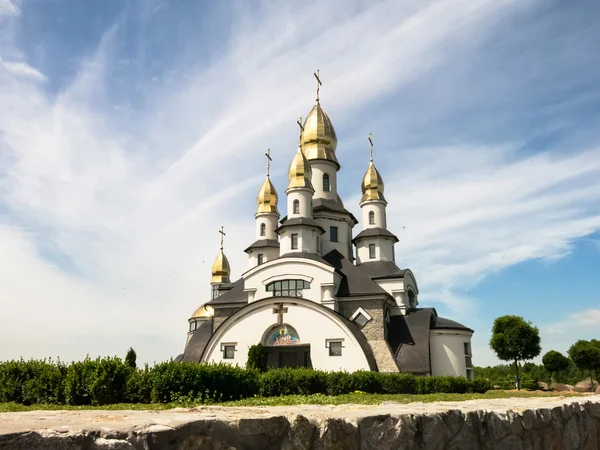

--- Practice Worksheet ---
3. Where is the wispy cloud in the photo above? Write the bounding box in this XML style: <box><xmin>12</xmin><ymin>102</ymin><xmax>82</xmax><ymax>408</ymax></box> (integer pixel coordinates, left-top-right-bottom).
<box><xmin>0</xmin><ymin>0</ymin><xmax>19</xmax><ymax>17</ymax></box>
<box><xmin>0</xmin><ymin>0</ymin><xmax>599</xmax><ymax>364</ymax></box>
<box><xmin>0</xmin><ymin>58</ymin><xmax>46</xmax><ymax>81</ymax></box>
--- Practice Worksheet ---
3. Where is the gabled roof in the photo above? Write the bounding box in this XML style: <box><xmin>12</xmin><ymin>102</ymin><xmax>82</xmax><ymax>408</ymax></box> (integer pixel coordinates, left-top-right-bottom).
<box><xmin>389</xmin><ymin>308</ymin><xmax>436</xmax><ymax>374</ymax></box>
<box><xmin>279</xmin><ymin>251</ymin><xmax>333</xmax><ymax>266</ymax></box>
<box><xmin>244</xmin><ymin>239</ymin><xmax>280</xmax><ymax>253</ymax></box>
<box><xmin>180</xmin><ymin>320</ymin><xmax>213</xmax><ymax>363</ymax></box>
<box><xmin>352</xmin><ymin>227</ymin><xmax>399</xmax><ymax>244</ymax></box>
<box><xmin>208</xmin><ymin>278</ymin><xmax>247</xmax><ymax>304</ymax></box>
<box><xmin>323</xmin><ymin>250</ymin><xmax>388</xmax><ymax>297</ymax></box>
<box><xmin>356</xmin><ymin>260</ymin><xmax>407</xmax><ymax>280</ymax></box>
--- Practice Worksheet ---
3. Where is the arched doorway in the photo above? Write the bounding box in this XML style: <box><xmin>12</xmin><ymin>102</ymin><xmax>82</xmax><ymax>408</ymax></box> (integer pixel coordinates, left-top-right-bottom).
<box><xmin>262</xmin><ymin>323</ymin><xmax>311</xmax><ymax>368</ymax></box>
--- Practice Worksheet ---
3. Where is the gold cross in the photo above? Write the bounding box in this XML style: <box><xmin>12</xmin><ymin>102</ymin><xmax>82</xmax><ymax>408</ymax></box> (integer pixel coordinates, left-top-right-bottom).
<box><xmin>314</xmin><ymin>69</ymin><xmax>322</xmax><ymax>102</ymax></box>
<box><xmin>368</xmin><ymin>132</ymin><xmax>374</xmax><ymax>162</ymax></box>
<box><xmin>265</xmin><ymin>148</ymin><xmax>272</xmax><ymax>177</ymax></box>
<box><xmin>273</xmin><ymin>303</ymin><xmax>288</xmax><ymax>325</ymax></box>
<box><xmin>296</xmin><ymin>116</ymin><xmax>304</xmax><ymax>146</ymax></box>
<box><xmin>219</xmin><ymin>226</ymin><xmax>226</xmax><ymax>251</ymax></box>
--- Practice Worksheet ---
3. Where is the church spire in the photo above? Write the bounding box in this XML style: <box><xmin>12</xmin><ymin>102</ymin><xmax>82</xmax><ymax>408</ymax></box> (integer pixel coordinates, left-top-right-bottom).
<box><xmin>360</xmin><ymin>133</ymin><xmax>386</xmax><ymax>205</ymax></box>
<box><xmin>256</xmin><ymin>149</ymin><xmax>279</xmax><ymax>215</ymax></box>
<box><xmin>211</xmin><ymin>226</ymin><xmax>231</xmax><ymax>298</ymax></box>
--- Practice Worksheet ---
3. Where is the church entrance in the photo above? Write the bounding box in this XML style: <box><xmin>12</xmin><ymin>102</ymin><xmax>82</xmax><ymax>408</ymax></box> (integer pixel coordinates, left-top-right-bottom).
<box><xmin>263</xmin><ymin>303</ymin><xmax>311</xmax><ymax>368</ymax></box>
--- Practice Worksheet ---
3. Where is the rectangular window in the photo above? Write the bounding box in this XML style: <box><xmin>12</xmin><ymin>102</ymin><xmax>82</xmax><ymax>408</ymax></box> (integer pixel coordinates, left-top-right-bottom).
<box><xmin>369</xmin><ymin>243</ymin><xmax>376</xmax><ymax>259</ymax></box>
<box><xmin>465</xmin><ymin>356</ymin><xmax>473</xmax><ymax>368</ymax></box>
<box><xmin>223</xmin><ymin>345</ymin><xmax>236</xmax><ymax>359</ymax></box>
<box><xmin>353</xmin><ymin>312</ymin><xmax>369</xmax><ymax>329</ymax></box>
<box><xmin>466</xmin><ymin>368</ymin><xmax>474</xmax><ymax>380</ymax></box>
<box><xmin>330</xmin><ymin>226</ymin><xmax>338</xmax><ymax>242</ymax></box>
<box><xmin>329</xmin><ymin>341</ymin><xmax>343</xmax><ymax>356</ymax></box>
<box><xmin>464</xmin><ymin>342</ymin><xmax>471</xmax><ymax>355</ymax></box>
<box><xmin>291</xmin><ymin>234</ymin><xmax>298</xmax><ymax>250</ymax></box>
<box><xmin>257</xmin><ymin>254</ymin><xmax>264</xmax><ymax>265</ymax></box>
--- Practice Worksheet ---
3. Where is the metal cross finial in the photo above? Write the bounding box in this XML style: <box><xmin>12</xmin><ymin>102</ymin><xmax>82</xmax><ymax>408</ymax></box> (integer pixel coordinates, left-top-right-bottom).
<box><xmin>368</xmin><ymin>133</ymin><xmax>374</xmax><ymax>162</ymax></box>
<box><xmin>219</xmin><ymin>226</ymin><xmax>226</xmax><ymax>251</ymax></box>
<box><xmin>296</xmin><ymin>116</ymin><xmax>304</xmax><ymax>147</ymax></box>
<box><xmin>265</xmin><ymin>148</ymin><xmax>272</xmax><ymax>177</ymax></box>
<box><xmin>314</xmin><ymin>69</ymin><xmax>322</xmax><ymax>103</ymax></box>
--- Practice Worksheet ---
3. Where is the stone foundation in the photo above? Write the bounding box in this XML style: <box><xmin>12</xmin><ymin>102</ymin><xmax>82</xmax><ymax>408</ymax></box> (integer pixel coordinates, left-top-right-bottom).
<box><xmin>0</xmin><ymin>395</ymin><xmax>599</xmax><ymax>449</ymax></box>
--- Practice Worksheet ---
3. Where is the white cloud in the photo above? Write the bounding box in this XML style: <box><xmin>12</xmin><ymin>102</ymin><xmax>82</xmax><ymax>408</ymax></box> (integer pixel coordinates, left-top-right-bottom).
<box><xmin>0</xmin><ymin>0</ymin><xmax>598</xmax><ymax>366</ymax></box>
<box><xmin>0</xmin><ymin>0</ymin><xmax>19</xmax><ymax>17</ymax></box>
<box><xmin>0</xmin><ymin>59</ymin><xmax>46</xmax><ymax>81</ymax></box>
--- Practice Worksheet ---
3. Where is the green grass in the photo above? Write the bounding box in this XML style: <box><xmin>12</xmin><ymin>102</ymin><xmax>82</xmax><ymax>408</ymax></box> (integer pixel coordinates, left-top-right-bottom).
<box><xmin>0</xmin><ymin>390</ymin><xmax>588</xmax><ymax>412</ymax></box>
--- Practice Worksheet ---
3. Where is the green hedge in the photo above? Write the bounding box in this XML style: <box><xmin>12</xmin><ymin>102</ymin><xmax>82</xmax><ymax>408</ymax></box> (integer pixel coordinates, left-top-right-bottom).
<box><xmin>0</xmin><ymin>358</ymin><xmax>492</xmax><ymax>406</ymax></box>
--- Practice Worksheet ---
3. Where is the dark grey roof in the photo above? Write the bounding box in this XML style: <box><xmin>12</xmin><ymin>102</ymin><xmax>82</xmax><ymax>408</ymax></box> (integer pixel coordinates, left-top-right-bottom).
<box><xmin>208</xmin><ymin>278</ymin><xmax>247</xmax><ymax>304</ymax></box>
<box><xmin>180</xmin><ymin>320</ymin><xmax>213</xmax><ymax>363</ymax></box>
<box><xmin>352</xmin><ymin>227</ymin><xmax>399</xmax><ymax>244</ymax></box>
<box><xmin>279</xmin><ymin>252</ymin><xmax>333</xmax><ymax>267</ymax></box>
<box><xmin>323</xmin><ymin>250</ymin><xmax>388</xmax><ymax>297</ymax></box>
<box><xmin>312</xmin><ymin>198</ymin><xmax>358</xmax><ymax>225</ymax></box>
<box><xmin>275</xmin><ymin>217</ymin><xmax>325</xmax><ymax>234</ymax></box>
<box><xmin>390</xmin><ymin>308</ymin><xmax>436</xmax><ymax>374</ymax></box>
<box><xmin>356</xmin><ymin>261</ymin><xmax>407</xmax><ymax>279</ymax></box>
<box><xmin>431</xmin><ymin>316</ymin><xmax>473</xmax><ymax>332</ymax></box>
<box><xmin>244</xmin><ymin>239</ymin><xmax>280</xmax><ymax>253</ymax></box>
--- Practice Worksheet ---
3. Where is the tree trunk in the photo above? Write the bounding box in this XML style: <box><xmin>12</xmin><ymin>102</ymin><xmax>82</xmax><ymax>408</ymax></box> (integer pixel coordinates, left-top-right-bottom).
<box><xmin>590</xmin><ymin>370</ymin><xmax>594</xmax><ymax>392</ymax></box>
<box><xmin>515</xmin><ymin>359</ymin><xmax>520</xmax><ymax>390</ymax></box>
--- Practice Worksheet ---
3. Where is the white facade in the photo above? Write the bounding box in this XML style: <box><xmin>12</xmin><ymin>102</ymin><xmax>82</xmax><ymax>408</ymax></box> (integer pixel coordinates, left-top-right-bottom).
<box><xmin>361</xmin><ymin>201</ymin><xmax>387</xmax><ymax>229</ymax></box>
<box><xmin>255</xmin><ymin>213</ymin><xmax>278</xmax><ymax>241</ymax></box>
<box><xmin>202</xmin><ymin>298</ymin><xmax>372</xmax><ymax>372</ymax></box>
<box><xmin>429</xmin><ymin>330</ymin><xmax>473</xmax><ymax>378</ymax></box>
<box><xmin>355</xmin><ymin>236</ymin><xmax>395</xmax><ymax>264</ymax></box>
<box><xmin>310</xmin><ymin>161</ymin><xmax>338</xmax><ymax>201</ymax></box>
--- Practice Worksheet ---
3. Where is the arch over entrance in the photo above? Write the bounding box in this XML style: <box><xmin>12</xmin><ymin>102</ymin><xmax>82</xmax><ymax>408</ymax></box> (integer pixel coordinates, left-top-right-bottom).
<box><xmin>263</xmin><ymin>324</ymin><xmax>300</xmax><ymax>346</ymax></box>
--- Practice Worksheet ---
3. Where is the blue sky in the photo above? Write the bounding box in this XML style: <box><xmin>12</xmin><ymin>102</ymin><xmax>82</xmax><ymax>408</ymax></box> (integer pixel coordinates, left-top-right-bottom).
<box><xmin>1</xmin><ymin>0</ymin><xmax>599</xmax><ymax>366</ymax></box>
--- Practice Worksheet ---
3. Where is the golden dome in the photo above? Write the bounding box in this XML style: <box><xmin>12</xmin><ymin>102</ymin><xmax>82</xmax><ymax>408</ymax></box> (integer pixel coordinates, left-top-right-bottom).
<box><xmin>191</xmin><ymin>304</ymin><xmax>214</xmax><ymax>319</ymax></box>
<box><xmin>361</xmin><ymin>162</ymin><xmax>386</xmax><ymax>204</ymax></box>
<box><xmin>211</xmin><ymin>250</ymin><xmax>230</xmax><ymax>284</ymax></box>
<box><xmin>256</xmin><ymin>176</ymin><xmax>279</xmax><ymax>215</ymax></box>
<box><xmin>287</xmin><ymin>147</ymin><xmax>314</xmax><ymax>190</ymax></box>
<box><xmin>301</xmin><ymin>103</ymin><xmax>339</xmax><ymax>168</ymax></box>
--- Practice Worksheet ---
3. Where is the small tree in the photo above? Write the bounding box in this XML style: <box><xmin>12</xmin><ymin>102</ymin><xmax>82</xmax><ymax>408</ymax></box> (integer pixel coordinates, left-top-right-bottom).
<box><xmin>489</xmin><ymin>315</ymin><xmax>541</xmax><ymax>390</ymax></box>
<box><xmin>568</xmin><ymin>340</ymin><xmax>600</xmax><ymax>391</ymax></box>
<box><xmin>125</xmin><ymin>348</ymin><xmax>137</xmax><ymax>370</ymax></box>
<box><xmin>247</xmin><ymin>344</ymin><xmax>268</xmax><ymax>372</ymax></box>
<box><xmin>542</xmin><ymin>350</ymin><xmax>569</xmax><ymax>383</ymax></box>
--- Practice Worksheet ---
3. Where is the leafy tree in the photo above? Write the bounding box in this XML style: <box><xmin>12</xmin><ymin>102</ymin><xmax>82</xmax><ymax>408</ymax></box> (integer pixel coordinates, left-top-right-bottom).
<box><xmin>568</xmin><ymin>340</ymin><xmax>600</xmax><ymax>391</ymax></box>
<box><xmin>125</xmin><ymin>348</ymin><xmax>137</xmax><ymax>370</ymax></box>
<box><xmin>489</xmin><ymin>315</ymin><xmax>541</xmax><ymax>389</ymax></box>
<box><xmin>542</xmin><ymin>350</ymin><xmax>570</xmax><ymax>382</ymax></box>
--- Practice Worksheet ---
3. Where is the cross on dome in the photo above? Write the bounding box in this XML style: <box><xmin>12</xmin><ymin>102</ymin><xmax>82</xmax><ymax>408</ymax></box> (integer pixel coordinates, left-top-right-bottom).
<box><xmin>368</xmin><ymin>132</ymin><xmax>374</xmax><ymax>163</ymax></box>
<box><xmin>265</xmin><ymin>148</ymin><xmax>272</xmax><ymax>177</ymax></box>
<box><xmin>296</xmin><ymin>116</ymin><xmax>304</xmax><ymax>146</ymax></box>
<box><xmin>314</xmin><ymin>69</ymin><xmax>322</xmax><ymax>103</ymax></box>
<box><xmin>219</xmin><ymin>226</ymin><xmax>226</xmax><ymax>251</ymax></box>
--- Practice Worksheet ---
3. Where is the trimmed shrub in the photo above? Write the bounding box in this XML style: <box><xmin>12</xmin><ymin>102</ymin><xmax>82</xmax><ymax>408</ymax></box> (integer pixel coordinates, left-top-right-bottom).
<box><xmin>325</xmin><ymin>371</ymin><xmax>354</xmax><ymax>396</ymax></box>
<box><xmin>380</xmin><ymin>373</ymin><xmax>418</xmax><ymax>394</ymax></box>
<box><xmin>247</xmin><ymin>344</ymin><xmax>268</xmax><ymax>372</ymax></box>
<box><xmin>471</xmin><ymin>378</ymin><xmax>492</xmax><ymax>394</ymax></box>
<box><xmin>350</xmin><ymin>371</ymin><xmax>383</xmax><ymax>394</ymax></box>
<box><xmin>126</xmin><ymin>364</ymin><xmax>152</xmax><ymax>403</ymax></box>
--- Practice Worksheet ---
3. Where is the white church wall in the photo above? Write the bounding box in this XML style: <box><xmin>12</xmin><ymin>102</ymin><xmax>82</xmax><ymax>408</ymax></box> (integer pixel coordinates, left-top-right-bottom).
<box><xmin>279</xmin><ymin>227</ymin><xmax>320</xmax><ymax>254</ymax></box>
<box><xmin>361</xmin><ymin>202</ymin><xmax>386</xmax><ymax>229</ymax></box>
<box><xmin>254</xmin><ymin>214</ymin><xmax>278</xmax><ymax>240</ymax></box>
<box><xmin>310</xmin><ymin>162</ymin><xmax>338</xmax><ymax>201</ymax></box>
<box><xmin>247</xmin><ymin>247</ymin><xmax>280</xmax><ymax>269</ymax></box>
<box><xmin>356</xmin><ymin>237</ymin><xmax>394</xmax><ymax>264</ymax></box>
<box><xmin>243</xmin><ymin>258</ymin><xmax>338</xmax><ymax>304</ymax></box>
<box><xmin>315</xmin><ymin>216</ymin><xmax>352</xmax><ymax>259</ymax></box>
<box><xmin>429</xmin><ymin>330</ymin><xmax>473</xmax><ymax>378</ymax></box>
<box><xmin>202</xmin><ymin>300</ymin><xmax>371</xmax><ymax>372</ymax></box>
<box><xmin>286</xmin><ymin>189</ymin><xmax>313</xmax><ymax>218</ymax></box>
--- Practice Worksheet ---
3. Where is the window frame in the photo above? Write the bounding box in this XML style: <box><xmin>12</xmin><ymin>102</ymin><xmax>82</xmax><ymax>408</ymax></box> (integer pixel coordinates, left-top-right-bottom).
<box><xmin>257</xmin><ymin>253</ymin><xmax>264</xmax><ymax>265</ymax></box>
<box><xmin>464</xmin><ymin>342</ymin><xmax>472</xmax><ymax>356</ymax></box>
<box><xmin>222</xmin><ymin>343</ymin><xmax>236</xmax><ymax>359</ymax></box>
<box><xmin>330</xmin><ymin>226</ymin><xmax>338</xmax><ymax>242</ymax></box>
<box><xmin>260</xmin><ymin>223</ymin><xmax>266</xmax><ymax>236</ymax></box>
<box><xmin>293</xmin><ymin>199</ymin><xmax>300</xmax><ymax>215</ymax></box>
<box><xmin>291</xmin><ymin>233</ymin><xmax>299</xmax><ymax>250</ymax></box>
<box><xmin>328</xmin><ymin>341</ymin><xmax>343</xmax><ymax>356</ymax></box>
<box><xmin>323</xmin><ymin>173</ymin><xmax>330</xmax><ymax>192</ymax></box>
<box><xmin>266</xmin><ymin>279</ymin><xmax>310</xmax><ymax>298</ymax></box>
<box><xmin>369</xmin><ymin>243</ymin><xmax>376</xmax><ymax>259</ymax></box>
<box><xmin>368</xmin><ymin>211</ymin><xmax>375</xmax><ymax>225</ymax></box>
<box><xmin>349</xmin><ymin>307</ymin><xmax>372</xmax><ymax>329</ymax></box>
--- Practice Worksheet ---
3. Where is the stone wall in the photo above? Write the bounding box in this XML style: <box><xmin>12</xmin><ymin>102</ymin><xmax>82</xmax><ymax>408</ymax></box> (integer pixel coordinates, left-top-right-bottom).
<box><xmin>1</xmin><ymin>396</ymin><xmax>599</xmax><ymax>450</ymax></box>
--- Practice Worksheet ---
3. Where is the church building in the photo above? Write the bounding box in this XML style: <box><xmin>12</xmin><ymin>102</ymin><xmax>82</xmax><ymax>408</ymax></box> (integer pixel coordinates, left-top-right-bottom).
<box><xmin>177</xmin><ymin>73</ymin><xmax>474</xmax><ymax>378</ymax></box>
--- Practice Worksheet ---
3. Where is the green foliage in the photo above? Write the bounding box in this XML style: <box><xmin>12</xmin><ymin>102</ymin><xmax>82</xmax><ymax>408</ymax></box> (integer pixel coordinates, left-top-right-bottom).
<box><xmin>568</xmin><ymin>340</ymin><xmax>600</xmax><ymax>389</ymax></box>
<box><xmin>542</xmin><ymin>350</ymin><xmax>570</xmax><ymax>379</ymax></box>
<box><xmin>246</xmin><ymin>344</ymin><xmax>268</xmax><ymax>372</ymax></box>
<box><xmin>490</xmin><ymin>315</ymin><xmax>542</xmax><ymax>363</ymax></box>
<box><xmin>65</xmin><ymin>357</ymin><xmax>130</xmax><ymax>405</ymax></box>
<box><xmin>125</xmin><ymin>348</ymin><xmax>137</xmax><ymax>370</ymax></box>
<box><xmin>0</xmin><ymin>359</ymin><xmax>66</xmax><ymax>405</ymax></box>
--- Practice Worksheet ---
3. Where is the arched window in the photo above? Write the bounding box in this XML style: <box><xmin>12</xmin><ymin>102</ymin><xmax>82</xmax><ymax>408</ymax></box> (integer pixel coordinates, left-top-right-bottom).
<box><xmin>260</xmin><ymin>223</ymin><xmax>266</xmax><ymax>236</ymax></box>
<box><xmin>408</xmin><ymin>290</ymin><xmax>416</xmax><ymax>308</ymax></box>
<box><xmin>293</xmin><ymin>199</ymin><xmax>300</xmax><ymax>214</ymax></box>
<box><xmin>368</xmin><ymin>211</ymin><xmax>375</xmax><ymax>225</ymax></box>
<box><xmin>264</xmin><ymin>324</ymin><xmax>300</xmax><ymax>346</ymax></box>
<box><xmin>323</xmin><ymin>173</ymin><xmax>330</xmax><ymax>192</ymax></box>
<box><xmin>266</xmin><ymin>279</ymin><xmax>310</xmax><ymax>297</ymax></box>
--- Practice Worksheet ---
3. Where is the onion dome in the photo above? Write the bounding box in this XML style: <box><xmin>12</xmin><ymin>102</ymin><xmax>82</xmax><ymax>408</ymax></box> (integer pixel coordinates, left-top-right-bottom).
<box><xmin>211</xmin><ymin>250</ymin><xmax>230</xmax><ymax>284</ymax></box>
<box><xmin>256</xmin><ymin>177</ymin><xmax>279</xmax><ymax>215</ymax></box>
<box><xmin>190</xmin><ymin>304</ymin><xmax>214</xmax><ymax>319</ymax></box>
<box><xmin>361</xmin><ymin>162</ymin><xmax>386</xmax><ymax>204</ymax></box>
<box><xmin>287</xmin><ymin>147</ymin><xmax>314</xmax><ymax>191</ymax></box>
<box><xmin>301</xmin><ymin>103</ymin><xmax>339</xmax><ymax>169</ymax></box>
